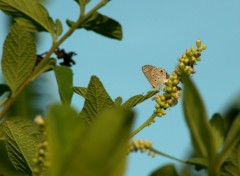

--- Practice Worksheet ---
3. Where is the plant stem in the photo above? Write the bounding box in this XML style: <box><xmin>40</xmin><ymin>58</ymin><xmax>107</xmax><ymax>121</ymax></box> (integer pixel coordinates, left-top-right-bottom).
<box><xmin>130</xmin><ymin>113</ymin><xmax>157</xmax><ymax>138</ymax></box>
<box><xmin>150</xmin><ymin>147</ymin><xmax>186</xmax><ymax>164</ymax></box>
<box><xmin>0</xmin><ymin>0</ymin><xmax>109</xmax><ymax>121</ymax></box>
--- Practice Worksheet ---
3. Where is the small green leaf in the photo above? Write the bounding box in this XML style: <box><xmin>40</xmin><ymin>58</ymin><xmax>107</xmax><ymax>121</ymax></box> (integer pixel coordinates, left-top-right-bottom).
<box><xmin>186</xmin><ymin>157</ymin><xmax>208</xmax><ymax>170</ymax></box>
<box><xmin>0</xmin><ymin>84</ymin><xmax>11</xmax><ymax>96</ymax></box>
<box><xmin>114</xmin><ymin>96</ymin><xmax>123</xmax><ymax>106</ymax></box>
<box><xmin>1</xmin><ymin>23</ymin><xmax>36</xmax><ymax>93</ymax></box>
<box><xmin>54</xmin><ymin>66</ymin><xmax>73</xmax><ymax>104</ymax></box>
<box><xmin>220</xmin><ymin>142</ymin><xmax>240</xmax><ymax>176</ymax></box>
<box><xmin>31</xmin><ymin>58</ymin><xmax>56</xmax><ymax>81</ymax></box>
<box><xmin>72</xmin><ymin>86</ymin><xmax>87</xmax><ymax>99</ymax></box>
<box><xmin>67</xmin><ymin>12</ymin><xmax>123</xmax><ymax>40</ymax></box>
<box><xmin>217</xmin><ymin>115</ymin><xmax>240</xmax><ymax>168</ymax></box>
<box><xmin>150</xmin><ymin>164</ymin><xmax>179</xmax><ymax>176</ymax></box>
<box><xmin>0</xmin><ymin>0</ymin><xmax>55</xmax><ymax>35</ymax></box>
<box><xmin>2</xmin><ymin>117</ymin><xmax>42</xmax><ymax>175</ymax></box>
<box><xmin>122</xmin><ymin>90</ymin><xmax>158</xmax><ymax>108</ymax></box>
<box><xmin>55</xmin><ymin>18</ymin><xmax>63</xmax><ymax>37</ymax></box>
<box><xmin>79</xmin><ymin>76</ymin><xmax>114</xmax><ymax>125</ymax></box>
<box><xmin>210</xmin><ymin>113</ymin><xmax>224</xmax><ymax>150</ymax></box>
<box><xmin>182</xmin><ymin>75</ymin><xmax>217</xmax><ymax>161</ymax></box>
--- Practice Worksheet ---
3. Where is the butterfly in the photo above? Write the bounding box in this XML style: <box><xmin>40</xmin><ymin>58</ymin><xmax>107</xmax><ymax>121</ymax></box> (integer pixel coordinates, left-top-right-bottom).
<box><xmin>142</xmin><ymin>65</ymin><xmax>169</xmax><ymax>90</ymax></box>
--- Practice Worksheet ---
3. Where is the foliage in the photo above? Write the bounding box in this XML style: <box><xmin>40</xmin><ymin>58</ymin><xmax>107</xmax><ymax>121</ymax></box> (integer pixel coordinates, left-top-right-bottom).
<box><xmin>0</xmin><ymin>0</ymin><xmax>239</xmax><ymax>176</ymax></box>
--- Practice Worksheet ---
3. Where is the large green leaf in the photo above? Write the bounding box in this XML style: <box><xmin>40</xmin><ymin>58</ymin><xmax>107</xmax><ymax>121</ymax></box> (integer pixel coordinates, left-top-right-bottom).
<box><xmin>2</xmin><ymin>117</ymin><xmax>42</xmax><ymax>175</ymax></box>
<box><xmin>182</xmin><ymin>75</ymin><xmax>217</xmax><ymax>161</ymax></box>
<box><xmin>1</xmin><ymin>23</ymin><xmax>36</xmax><ymax>93</ymax></box>
<box><xmin>220</xmin><ymin>142</ymin><xmax>240</xmax><ymax>176</ymax></box>
<box><xmin>46</xmin><ymin>105</ymin><xmax>84</xmax><ymax>176</ymax></box>
<box><xmin>0</xmin><ymin>0</ymin><xmax>55</xmax><ymax>35</ymax></box>
<box><xmin>122</xmin><ymin>90</ymin><xmax>158</xmax><ymax>108</ymax></box>
<box><xmin>150</xmin><ymin>164</ymin><xmax>179</xmax><ymax>176</ymax></box>
<box><xmin>54</xmin><ymin>66</ymin><xmax>73</xmax><ymax>104</ymax></box>
<box><xmin>79</xmin><ymin>76</ymin><xmax>114</xmax><ymax>124</ymax></box>
<box><xmin>67</xmin><ymin>12</ymin><xmax>122</xmax><ymax>40</ymax></box>
<box><xmin>47</xmin><ymin>105</ymin><xmax>134</xmax><ymax>176</ymax></box>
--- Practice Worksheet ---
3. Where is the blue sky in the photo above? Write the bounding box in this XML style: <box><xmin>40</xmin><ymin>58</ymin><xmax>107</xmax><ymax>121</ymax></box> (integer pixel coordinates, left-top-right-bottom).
<box><xmin>1</xmin><ymin>0</ymin><xmax>240</xmax><ymax>175</ymax></box>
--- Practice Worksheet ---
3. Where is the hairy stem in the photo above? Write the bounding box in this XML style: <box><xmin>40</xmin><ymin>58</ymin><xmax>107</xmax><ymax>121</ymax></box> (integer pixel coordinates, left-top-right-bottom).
<box><xmin>130</xmin><ymin>113</ymin><xmax>157</xmax><ymax>138</ymax></box>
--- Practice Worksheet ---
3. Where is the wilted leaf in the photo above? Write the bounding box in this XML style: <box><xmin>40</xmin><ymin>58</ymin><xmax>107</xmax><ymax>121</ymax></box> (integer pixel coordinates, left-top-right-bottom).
<box><xmin>1</xmin><ymin>23</ymin><xmax>36</xmax><ymax>93</ymax></box>
<box><xmin>72</xmin><ymin>87</ymin><xmax>87</xmax><ymax>99</ymax></box>
<box><xmin>0</xmin><ymin>0</ymin><xmax>55</xmax><ymax>35</ymax></box>
<box><xmin>54</xmin><ymin>66</ymin><xmax>73</xmax><ymax>104</ymax></box>
<box><xmin>2</xmin><ymin>117</ymin><xmax>42</xmax><ymax>175</ymax></box>
<box><xmin>150</xmin><ymin>164</ymin><xmax>179</xmax><ymax>176</ymax></box>
<box><xmin>182</xmin><ymin>75</ymin><xmax>217</xmax><ymax>161</ymax></box>
<box><xmin>122</xmin><ymin>90</ymin><xmax>158</xmax><ymax>108</ymax></box>
<box><xmin>67</xmin><ymin>12</ymin><xmax>122</xmax><ymax>40</ymax></box>
<box><xmin>79</xmin><ymin>76</ymin><xmax>114</xmax><ymax>124</ymax></box>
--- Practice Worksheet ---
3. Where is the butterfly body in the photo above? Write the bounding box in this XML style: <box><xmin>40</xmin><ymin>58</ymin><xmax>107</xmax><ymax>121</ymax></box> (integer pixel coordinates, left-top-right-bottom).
<box><xmin>142</xmin><ymin>65</ymin><xmax>169</xmax><ymax>90</ymax></box>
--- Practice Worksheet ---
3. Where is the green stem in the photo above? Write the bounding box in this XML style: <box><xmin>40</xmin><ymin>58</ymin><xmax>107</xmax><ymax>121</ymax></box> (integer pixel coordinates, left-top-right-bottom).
<box><xmin>0</xmin><ymin>0</ymin><xmax>109</xmax><ymax>121</ymax></box>
<box><xmin>130</xmin><ymin>113</ymin><xmax>157</xmax><ymax>138</ymax></box>
<box><xmin>150</xmin><ymin>147</ymin><xmax>186</xmax><ymax>164</ymax></box>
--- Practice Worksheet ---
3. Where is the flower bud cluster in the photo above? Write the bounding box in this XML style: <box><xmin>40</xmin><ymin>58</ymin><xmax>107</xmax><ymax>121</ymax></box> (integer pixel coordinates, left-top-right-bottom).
<box><xmin>154</xmin><ymin>40</ymin><xmax>207</xmax><ymax>117</ymax></box>
<box><xmin>127</xmin><ymin>139</ymin><xmax>156</xmax><ymax>157</ymax></box>
<box><xmin>33</xmin><ymin>115</ymin><xmax>50</xmax><ymax>175</ymax></box>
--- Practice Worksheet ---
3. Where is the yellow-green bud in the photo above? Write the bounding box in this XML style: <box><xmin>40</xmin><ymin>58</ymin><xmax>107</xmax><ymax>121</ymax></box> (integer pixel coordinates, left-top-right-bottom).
<box><xmin>196</xmin><ymin>39</ymin><xmax>201</xmax><ymax>48</ymax></box>
<box><xmin>186</xmin><ymin>49</ymin><xmax>192</xmax><ymax>56</ymax></box>
<box><xmin>179</xmin><ymin>62</ymin><xmax>185</xmax><ymax>69</ymax></box>
<box><xmin>191</xmin><ymin>46</ymin><xmax>196</xmax><ymax>52</ymax></box>
<box><xmin>196</xmin><ymin>57</ymin><xmax>201</xmax><ymax>61</ymax></box>
<box><xmin>155</xmin><ymin>104</ymin><xmax>160</xmax><ymax>109</ymax></box>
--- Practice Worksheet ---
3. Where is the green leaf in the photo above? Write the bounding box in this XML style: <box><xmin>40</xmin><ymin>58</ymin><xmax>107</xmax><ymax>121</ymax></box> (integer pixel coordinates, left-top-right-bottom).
<box><xmin>55</xmin><ymin>18</ymin><xmax>63</xmax><ymax>37</ymax></box>
<box><xmin>0</xmin><ymin>139</ymin><xmax>27</xmax><ymax>176</ymax></box>
<box><xmin>74</xmin><ymin>0</ymin><xmax>90</xmax><ymax>7</ymax></box>
<box><xmin>210</xmin><ymin>113</ymin><xmax>224</xmax><ymax>150</ymax></box>
<box><xmin>46</xmin><ymin>104</ymin><xmax>84</xmax><ymax>176</ymax></box>
<box><xmin>122</xmin><ymin>90</ymin><xmax>158</xmax><ymax>108</ymax></box>
<box><xmin>72</xmin><ymin>86</ymin><xmax>87</xmax><ymax>99</ymax></box>
<box><xmin>182</xmin><ymin>75</ymin><xmax>217</xmax><ymax>161</ymax></box>
<box><xmin>186</xmin><ymin>157</ymin><xmax>208</xmax><ymax>170</ymax></box>
<box><xmin>217</xmin><ymin>115</ymin><xmax>240</xmax><ymax>169</ymax></box>
<box><xmin>0</xmin><ymin>0</ymin><xmax>55</xmax><ymax>35</ymax></box>
<box><xmin>114</xmin><ymin>96</ymin><xmax>123</xmax><ymax>106</ymax></box>
<box><xmin>31</xmin><ymin>58</ymin><xmax>56</xmax><ymax>81</ymax></box>
<box><xmin>79</xmin><ymin>76</ymin><xmax>114</xmax><ymax>125</ymax></box>
<box><xmin>220</xmin><ymin>142</ymin><xmax>240</xmax><ymax>176</ymax></box>
<box><xmin>54</xmin><ymin>66</ymin><xmax>73</xmax><ymax>104</ymax></box>
<box><xmin>150</xmin><ymin>164</ymin><xmax>179</xmax><ymax>176</ymax></box>
<box><xmin>1</xmin><ymin>23</ymin><xmax>36</xmax><ymax>93</ymax></box>
<box><xmin>0</xmin><ymin>84</ymin><xmax>11</xmax><ymax>96</ymax></box>
<box><xmin>67</xmin><ymin>12</ymin><xmax>123</xmax><ymax>40</ymax></box>
<box><xmin>2</xmin><ymin>117</ymin><xmax>42</xmax><ymax>175</ymax></box>
<box><xmin>47</xmin><ymin>105</ymin><xmax>134</xmax><ymax>176</ymax></box>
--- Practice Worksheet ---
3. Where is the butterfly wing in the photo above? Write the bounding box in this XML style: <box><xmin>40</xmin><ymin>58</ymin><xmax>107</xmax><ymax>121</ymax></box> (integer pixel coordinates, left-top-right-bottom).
<box><xmin>142</xmin><ymin>65</ymin><xmax>168</xmax><ymax>90</ymax></box>
<box><xmin>142</xmin><ymin>65</ymin><xmax>157</xmax><ymax>88</ymax></box>
<box><xmin>152</xmin><ymin>67</ymin><xmax>168</xmax><ymax>90</ymax></box>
